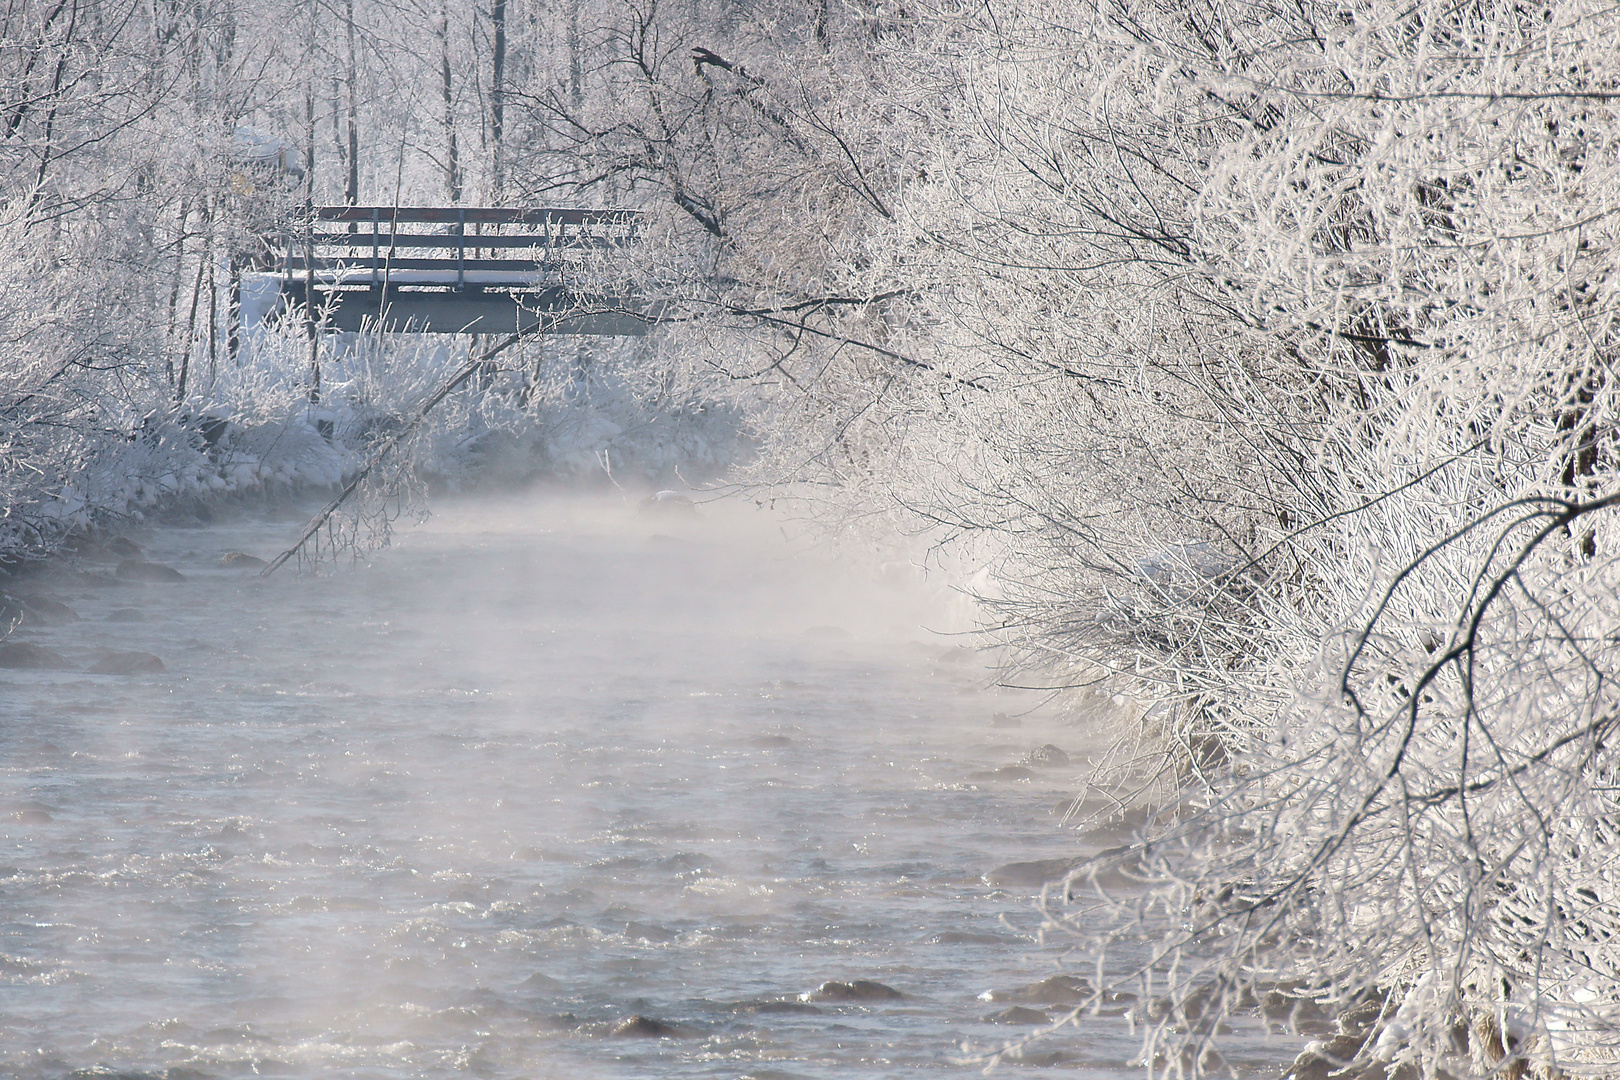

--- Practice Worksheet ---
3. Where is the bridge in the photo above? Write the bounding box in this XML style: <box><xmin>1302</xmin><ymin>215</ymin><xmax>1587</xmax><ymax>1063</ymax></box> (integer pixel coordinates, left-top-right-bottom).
<box><xmin>246</xmin><ymin>206</ymin><xmax>649</xmax><ymax>337</ymax></box>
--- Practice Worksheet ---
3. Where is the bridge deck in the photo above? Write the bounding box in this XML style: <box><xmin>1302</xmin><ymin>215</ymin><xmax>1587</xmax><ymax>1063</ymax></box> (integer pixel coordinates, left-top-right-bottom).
<box><xmin>256</xmin><ymin>206</ymin><xmax>648</xmax><ymax>336</ymax></box>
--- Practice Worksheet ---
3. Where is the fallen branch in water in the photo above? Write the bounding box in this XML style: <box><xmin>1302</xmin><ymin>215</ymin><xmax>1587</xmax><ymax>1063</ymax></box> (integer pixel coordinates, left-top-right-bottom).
<box><xmin>260</xmin><ymin>329</ymin><xmax>533</xmax><ymax>577</ymax></box>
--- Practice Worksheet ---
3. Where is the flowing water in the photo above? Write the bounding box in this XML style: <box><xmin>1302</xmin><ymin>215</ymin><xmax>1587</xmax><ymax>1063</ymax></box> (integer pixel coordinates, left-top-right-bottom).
<box><xmin>0</xmin><ymin>494</ymin><xmax>1290</xmax><ymax>1078</ymax></box>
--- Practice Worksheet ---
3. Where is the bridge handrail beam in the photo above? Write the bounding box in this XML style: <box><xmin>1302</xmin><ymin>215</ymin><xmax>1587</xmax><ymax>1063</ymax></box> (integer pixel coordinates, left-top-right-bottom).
<box><xmin>306</xmin><ymin>232</ymin><xmax>633</xmax><ymax>250</ymax></box>
<box><xmin>284</xmin><ymin>256</ymin><xmax>583</xmax><ymax>274</ymax></box>
<box><xmin>309</xmin><ymin>205</ymin><xmax>642</xmax><ymax>228</ymax></box>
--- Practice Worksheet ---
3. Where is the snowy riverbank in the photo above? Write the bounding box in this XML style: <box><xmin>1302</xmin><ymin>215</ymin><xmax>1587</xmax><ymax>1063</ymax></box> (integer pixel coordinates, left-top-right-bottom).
<box><xmin>1</xmin><ymin>325</ymin><xmax>746</xmax><ymax>571</ymax></box>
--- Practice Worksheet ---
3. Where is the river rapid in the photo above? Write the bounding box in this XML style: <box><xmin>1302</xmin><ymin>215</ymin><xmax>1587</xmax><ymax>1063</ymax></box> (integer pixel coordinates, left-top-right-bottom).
<box><xmin>0</xmin><ymin>493</ymin><xmax>1286</xmax><ymax>1079</ymax></box>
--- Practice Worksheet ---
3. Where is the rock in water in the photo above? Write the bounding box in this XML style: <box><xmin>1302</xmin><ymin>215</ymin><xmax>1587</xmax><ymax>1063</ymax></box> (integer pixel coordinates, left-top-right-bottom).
<box><xmin>733</xmin><ymin>999</ymin><xmax>823</xmax><ymax>1014</ymax></box>
<box><xmin>0</xmin><ymin>643</ymin><xmax>70</xmax><ymax>670</ymax></box>
<box><xmin>1025</xmin><ymin>743</ymin><xmax>1070</xmax><ymax>768</ymax></box>
<box><xmin>67</xmin><ymin>536</ymin><xmax>143</xmax><ymax>564</ymax></box>
<box><xmin>1278</xmin><ymin>1035</ymin><xmax>1370</xmax><ymax>1080</ymax></box>
<box><xmin>25</xmin><ymin>595</ymin><xmax>77</xmax><ymax>623</ymax></box>
<box><xmin>989</xmin><ymin>1006</ymin><xmax>1052</xmax><ymax>1024</ymax></box>
<box><xmin>0</xmin><ymin>593</ymin><xmax>78</xmax><ymax>627</ymax></box>
<box><xmin>807</xmin><ymin>980</ymin><xmax>904</xmax><ymax>1002</ymax></box>
<box><xmin>980</xmin><ymin>974</ymin><xmax>1093</xmax><ymax>1005</ymax></box>
<box><xmin>611</xmin><ymin>1015</ymin><xmax>678</xmax><ymax>1037</ymax></box>
<box><xmin>519</xmin><ymin>972</ymin><xmax>561</xmax><ymax>990</ymax></box>
<box><xmin>983</xmin><ymin>857</ymin><xmax>1084</xmax><ymax>887</ymax></box>
<box><xmin>89</xmin><ymin>651</ymin><xmax>166</xmax><ymax>675</ymax></box>
<box><xmin>117</xmin><ymin>559</ymin><xmax>185</xmax><ymax>583</ymax></box>
<box><xmin>220</xmin><ymin>551</ymin><xmax>267</xmax><ymax>570</ymax></box>
<box><xmin>639</xmin><ymin>490</ymin><xmax>699</xmax><ymax>516</ymax></box>
<box><xmin>106</xmin><ymin>537</ymin><xmax>144</xmax><ymax>560</ymax></box>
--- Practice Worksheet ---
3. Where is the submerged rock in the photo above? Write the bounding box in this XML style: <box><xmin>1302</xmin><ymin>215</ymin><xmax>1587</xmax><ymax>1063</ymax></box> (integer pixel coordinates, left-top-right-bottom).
<box><xmin>733</xmin><ymin>999</ymin><xmax>823</xmax><ymax>1014</ymax></box>
<box><xmin>117</xmin><ymin>559</ymin><xmax>185</xmax><ymax>583</ymax></box>
<box><xmin>1025</xmin><ymin>744</ymin><xmax>1070</xmax><ymax>768</ymax></box>
<box><xmin>106</xmin><ymin>537</ymin><xmax>144</xmax><ymax>560</ymax></box>
<box><xmin>1259</xmin><ymin>985</ymin><xmax>1333</xmax><ymax>1033</ymax></box>
<box><xmin>983</xmin><ymin>856</ymin><xmax>1084</xmax><ymax>888</ymax></box>
<box><xmin>639</xmin><ymin>490</ymin><xmax>699</xmax><ymax>516</ymax></box>
<box><xmin>989</xmin><ymin>1005</ymin><xmax>1051</xmax><ymax>1024</ymax></box>
<box><xmin>2</xmin><ymin>596</ymin><xmax>30</xmax><ymax>627</ymax></box>
<box><xmin>806</xmin><ymin>979</ymin><xmax>904</xmax><ymax>1002</ymax></box>
<box><xmin>88</xmin><ymin>651</ymin><xmax>166</xmax><ymax>675</ymax></box>
<box><xmin>611</xmin><ymin>1014</ymin><xmax>678</xmax><ymax>1038</ymax></box>
<box><xmin>1278</xmin><ymin>992</ymin><xmax>1404</xmax><ymax>1077</ymax></box>
<box><xmin>981</xmin><ymin>974</ymin><xmax>1134</xmax><ymax>1018</ymax></box>
<box><xmin>220</xmin><ymin>551</ymin><xmax>268</xmax><ymax>570</ymax></box>
<box><xmin>24</xmin><ymin>595</ymin><xmax>78</xmax><ymax>623</ymax></box>
<box><xmin>922</xmin><ymin>929</ymin><xmax>1014</xmax><ymax>945</ymax></box>
<box><xmin>70</xmin><ymin>536</ymin><xmax>144</xmax><ymax>563</ymax></box>
<box><xmin>980</xmin><ymin>974</ymin><xmax>1093</xmax><ymax>1005</ymax></box>
<box><xmin>0</xmin><ymin>593</ymin><xmax>78</xmax><ymax>627</ymax></box>
<box><xmin>0</xmin><ymin>642</ymin><xmax>70</xmax><ymax>670</ymax></box>
<box><xmin>1007</xmin><ymin>1049</ymin><xmax>1071</xmax><ymax>1067</ymax></box>
<box><xmin>1279</xmin><ymin>1035</ymin><xmax>1377</xmax><ymax>1080</ymax></box>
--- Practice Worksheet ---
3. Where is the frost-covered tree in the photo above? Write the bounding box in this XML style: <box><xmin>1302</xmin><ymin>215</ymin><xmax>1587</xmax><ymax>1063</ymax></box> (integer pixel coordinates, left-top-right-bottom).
<box><xmin>527</xmin><ymin>1</ymin><xmax>1620</xmax><ymax>1074</ymax></box>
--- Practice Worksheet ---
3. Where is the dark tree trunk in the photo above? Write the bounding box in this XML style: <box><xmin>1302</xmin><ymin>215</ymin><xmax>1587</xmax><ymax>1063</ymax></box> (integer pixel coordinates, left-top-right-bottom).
<box><xmin>345</xmin><ymin>0</ymin><xmax>359</xmax><ymax>204</ymax></box>
<box><xmin>490</xmin><ymin>0</ymin><xmax>506</xmax><ymax>200</ymax></box>
<box><xmin>440</xmin><ymin>2</ymin><xmax>462</xmax><ymax>202</ymax></box>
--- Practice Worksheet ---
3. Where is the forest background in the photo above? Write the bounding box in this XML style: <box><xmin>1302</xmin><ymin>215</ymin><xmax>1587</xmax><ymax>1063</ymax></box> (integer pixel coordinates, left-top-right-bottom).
<box><xmin>3</xmin><ymin>0</ymin><xmax>1620</xmax><ymax>1077</ymax></box>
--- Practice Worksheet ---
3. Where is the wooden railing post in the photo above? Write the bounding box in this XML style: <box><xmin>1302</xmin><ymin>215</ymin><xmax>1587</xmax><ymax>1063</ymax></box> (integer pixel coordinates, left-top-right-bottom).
<box><xmin>455</xmin><ymin>205</ymin><xmax>465</xmax><ymax>291</ymax></box>
<box><xmin>304</xmin><ymin>204</ymin><xmax>320</xmax><ymax>404</ymax></box>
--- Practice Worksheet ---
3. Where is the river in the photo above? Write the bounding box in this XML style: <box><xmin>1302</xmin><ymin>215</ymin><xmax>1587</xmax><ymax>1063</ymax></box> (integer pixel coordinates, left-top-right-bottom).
<box><xmin>0</xmin><ymin>493</ymin><xmax>1288</xmax><ymax>1078</ymax></box>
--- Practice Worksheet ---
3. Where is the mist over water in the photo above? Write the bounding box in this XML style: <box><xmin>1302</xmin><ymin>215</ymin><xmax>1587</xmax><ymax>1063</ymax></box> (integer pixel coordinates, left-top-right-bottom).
<box><xmin>0</xmin><ymin>494</ymin><xmax>1284</xmax><ymax>1078</ymax></box>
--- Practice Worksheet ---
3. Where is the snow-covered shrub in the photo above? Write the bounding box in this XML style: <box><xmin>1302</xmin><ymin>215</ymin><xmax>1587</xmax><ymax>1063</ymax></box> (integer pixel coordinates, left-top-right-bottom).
<box><xmin>0</xmin><ymin>203</ymin><xmax>198</xmax><ymax>556</ymax></box>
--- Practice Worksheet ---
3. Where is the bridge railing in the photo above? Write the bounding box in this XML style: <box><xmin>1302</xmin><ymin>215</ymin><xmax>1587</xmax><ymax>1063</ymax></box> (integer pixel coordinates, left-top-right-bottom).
<box><xmin>245</xmin><ymin>205</ymin><xmax>650</xmax><ymax>336</ymax></box>
<box><xmin>272</xmin><ymin>206</ymin><xmax>644</xmax><ymax>291</ymax></box>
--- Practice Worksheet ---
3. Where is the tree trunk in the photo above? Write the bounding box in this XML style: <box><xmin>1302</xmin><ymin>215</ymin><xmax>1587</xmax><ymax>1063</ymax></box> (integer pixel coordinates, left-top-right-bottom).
<box><xmin>304</xmin><ymin>46</ymin><xmax>320</xmax><ymax>404</ymax></box>
<box><xmin>177</xmin><ymin>217</ymin><xmax>208</xmax><ymax>402</ymax></box>
<box><xmin>567</xmin><ymin>0</ymin><xmax>582</xmax><ymax>109</ymax></box>
<box><xmin>165</xmin><ymin>198</ymin><xmax>189</xmax><ymax>387</ymax></box>
<box><xmin>1559</xmin><ymin>359</ymin><xmax>1605</xmax><ymax>558</ymax></box>
<box><xmin>440</xmin><ymin>1</ymin><xmax>462</xmax><ymax>203</ymax></box>
<box><xmin>345</xmin><ymin>0</ymin><xmax>359</xmax><ymax>204</ymax></box>
<box><xmin>490</xmin><ymin>0</ymin><xmax>505</xmax><ymax>201</ymax></box>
